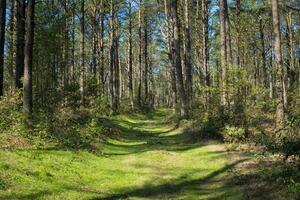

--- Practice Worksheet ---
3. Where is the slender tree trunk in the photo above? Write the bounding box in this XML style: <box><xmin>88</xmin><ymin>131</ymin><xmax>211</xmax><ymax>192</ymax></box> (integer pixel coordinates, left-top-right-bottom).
<box><xmin>172</xmin><ymin>0</ymin><xmax>188</xmax><ymax>118</ymax></box>
<box><xmin>225</xmin><ymin>0</ymin><xmax>232</xmax><ymax>65</ymax></box>
<box><xmin>0</xmin><ymin>0</ymin><xmax>6</xmax><ymax>96</ymax></box>
<box><xmin>63</xmin><ymin>0</ymin><xmax>69</xmax><ymax>89</ymax></box>
<box><xmin>287</xmin><ymin>10</ymin><xmax>296</xmax><ymax>101</ymax></box>
<box><xmin>23</xmin><ymin>0</ymin><xmax>35</xmax><ymax>116</ymax></box>
<box><xmin>259</xmin><ymin>18</ymin><xmax>267</xmax><ymax>87</ymax></box>
<box><xmin>110</xmin><ymin>0</ymin><xmax>115</xmax><ymax>112</ymax></box>
<box><xmin>80</xmin><ymin>0</ymin><xmax>85</xmax><ymax>105</ymax></box>
<box><xmin>128</xmin><ymin>2</ymin><xmax>134</xmax><ymax>109</ymax></box>
<box><xmin>71</xmin><ymin>5</ymin><xmax>75</xmax><ymax>82</ymax></box>
<box><xmin>271</xmin><ymin>0</ymin><xmax>285</xmax><ymax>128</ymax></box>
<box><xmin>16</xmin><ymin>0</ymin><xmax>26</xmax><ymax>89</ymax></box>
<box><xmin>184</xmin><ymin>0</ymin><xmax>192</xmax><ymax>107</ymax></box>
<box><xmin>202</xmin><ymin>0</ymin><xmax>210</xmax><ymax>86</ymax></box>
<box><xmin>8</xmin><ymin>0</ymin><xmax>16</xmax><ymax>93</ymax></box>
<box><xmin>114</xmin><ymin>22</ymin><xmax>120</xmax><ymax>113</ymax></box>
<box><xmin>269</xmin><ymin>46</ymin><xmax>273</xmax><ymax>99</ymax></box>
<box><xmin>109</xmin><ymin>0</ymin><xmax>119</xmax><ymax>114</ymax></box>
<box><xmin>164</xmin><ymin>0</ymin><xmax>177</xmax><ymax>108</ymax></box>
<box><xmin>220</xmin><ymin>0</ymin><xmax>228</xmax><ymax>106</ymax></box>
<box><xmin>137</xmin><ymin>0</ymin><xmax>142</xmax><ymax>108</ymax></box>
<box><xmin>92</xmin><ymin>6</ymin><xmax>98</xmax><ymax>78</ymax></box>
<box><xmin>235</xmin><ymin>0</ymin><xmax>241</xmax><ymax>68</ymax></box>
<box><xmin>144</xmin><ymin>11</ymin><xmax>149</xmax><ymax>105</ymax></box>
<box><xmin>100</xmin><ymin>0</ymin><xmax>105</xmax><ymax>94</ymax></box>
<box><xmin>202</xmin><ymin>0</ymin><xmax>210</xmax><ymax>108</ymax></box>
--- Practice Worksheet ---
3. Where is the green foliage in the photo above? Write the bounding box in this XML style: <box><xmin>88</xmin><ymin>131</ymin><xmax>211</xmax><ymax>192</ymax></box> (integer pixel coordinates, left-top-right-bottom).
<box><xmin>0</xmin><ymin>91</ymin><xmax>24</xmax><ymax>133</ymax></box>
<box><xmin>222</xmin><ymin>126</ymin><xmax>245</xmax><ymax>144</ymax></box>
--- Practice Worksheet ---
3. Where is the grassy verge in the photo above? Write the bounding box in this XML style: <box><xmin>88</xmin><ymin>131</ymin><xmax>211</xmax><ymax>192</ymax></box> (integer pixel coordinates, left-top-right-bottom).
<box><xmin>0</xmin><ymin>109</ymin><xmax>297</xmax><ymax>199</ymax></box>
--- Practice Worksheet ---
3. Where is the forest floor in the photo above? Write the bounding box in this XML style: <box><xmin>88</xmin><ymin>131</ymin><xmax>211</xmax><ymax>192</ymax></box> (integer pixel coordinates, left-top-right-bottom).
<box><xmin>0</xmin><ymin>109</ymin><xmax>295</xmax><ymax>199</ymax></box>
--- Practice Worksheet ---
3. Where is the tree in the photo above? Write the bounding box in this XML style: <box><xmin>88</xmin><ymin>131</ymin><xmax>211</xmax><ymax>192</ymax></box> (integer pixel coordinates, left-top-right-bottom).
<box><xmin>144</xmin><ymin>5</ymin><xmax>149</xmax><ymax>105</ymax></box>
<box><xmin>137</xmin><ymin>0</ymin><xmax>143</xmax><ymax>107</ymax></box>
<box><xmin>271</xmin><ymin>0</ymin><xmax>285</xmax><ymax>127</ymax></box>
<box><xmin>184</xmin><ymin>0</ymin><xmax>192</xmax><ymax>107</ymax></box>
<box><xmin>220</xmin><ymin>0</ymin><xmax>228</xmax><ymax>107</ymax></box>
<box><xmin>80</xmin><ymin>0</ymin><xmax>85</xmax><ymax>105</ymax></box>
<box><xmin>171</xmin><ymin>0</ymin><xmax>188</xmax><ymax>118</ymax></box>
<box><xmin>128</xmin><ymin>1</ymin><xmax>134</xmax><ymax>109</ymax></box>
<box><xmin>16</xmin><ymin>0</ymin><xmax>26</xmax><ymax>89</ymax></box>
<box><xmin>23</xmin><ymin>0</ymin><xmax>35</xmax><ymax>116</ymax></box>
<box><xmin>0</xmin><ymin>0</ymin><xmax>6</xmax><ymax>96</ymax></box>
<box><xmin>202</xmin><ymin>0</ymin><xmax>210</xmax><ymax>107</ymax></box>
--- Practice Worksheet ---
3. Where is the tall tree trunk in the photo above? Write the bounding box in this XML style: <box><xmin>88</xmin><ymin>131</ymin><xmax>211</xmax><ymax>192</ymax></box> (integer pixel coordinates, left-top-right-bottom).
<box><xmin>259</xmin><ymin>18</ymin><xmax>267</xmax><ymax>87</ymax></box>
<box><xmin>92</xmin><ymin>5</ymin><xmax>98</xmax><ymax>78</ymax></box>
<box><xmin>144</xmin><ymin>11</ymin><xmax>149</xmax><ymax>105</ymax></box>
<box><xmin>171</xmin><ymin>0</ymin><xmax>188</xmax><ymax>118</ymax></box>
<box><xmin>0</xmin><ymin>0</ymin><xmax>6</xmax><ymax>96</ymax></box>
<box><xmin>23</xmin><ymin>0</ymin><xmax>35</xmax><ymax>116</ymax></box>
<box><xmin>63</xmin><ymin>0</ymin><xmax>69</xmax><ymax>89</ymax></box>
<box><xmin>128</xmin><ymin>1</ymin><xmax>134</xmax><ymax>109</ymax></box>
<box><xmin>110</xmin><ymin>0</ymin><xmax>115</xmax><ymax>112</ymax></box>
<box><xmin>16</xmin><ymin>0</ymin><xmax>26</xmax><ymax>89</ymax></box>
<box><xmin>137</xmin><ymin>0</ymin><xmax>142</xmax><ymax>108</ymax></box>
<box><xmin>80</xmin><ymin>0</ymin><xmax>85</xmax><ymax>105</ymax></box>
<box><xmin>271</xmin><ymin>0</ymin><xmax>285</xmax><ymax>128</ymax></box>
<box><xmin>100</xmin><ymin>0</ymin><xmax>105</xmax><ymax>94</ymax></box>
<box><xmin>71</xmin><ymin>4</ymin><xmax>75</xmax><ymax>82</ymax></box>
<box><xmin>286</xmin><ymin>10</ymin><xmax>296</xmax><ymax>104</ymax></box>
<box><xmin>109</xmin><ymin>0</ymin><xmax>119</xmax><ymax>114</ymax></box>
<box><xmin>220</xmin><ymin>0</ymin><xmax>228</xmax><ymax>106</ymax></box>
<box><xmin>114</xmin><ymin>22</ymin><xmax>120</xmax><ymax>113</ymax></box>
<box><xmin>225</xmin><ymin>0</ymin><xmax>232</xmax><ymax>65</ymax></box>
<box><xmin>202</xmin><ymin>0</ymin><xmax>210</xmax><ymax>108</ymax></box>
<box><xmin>184</xmin><ymin>0</ymin><xmax>192</xmax><ymax>107</ymax></box>
<box><xmin>8</xmin><ymin>0</ymin><xmax>15</xmax><ymax>93</ymax></box>
<box><xmin>235</xmin><ymin>0</ymin><xmax>241</xmax><ymax>68</ymax></box>
<box><xmin>164</xmin><ymin>0</ymin><xmax>177</xmax><ymax>108</ymax></box>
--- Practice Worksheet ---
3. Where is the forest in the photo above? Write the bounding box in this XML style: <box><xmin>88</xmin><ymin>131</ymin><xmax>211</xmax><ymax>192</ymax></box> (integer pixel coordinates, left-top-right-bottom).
<box><xmin>0</xmin><ymin>0</ymin><xmax>300</xmax><ymax>199</ymax></box>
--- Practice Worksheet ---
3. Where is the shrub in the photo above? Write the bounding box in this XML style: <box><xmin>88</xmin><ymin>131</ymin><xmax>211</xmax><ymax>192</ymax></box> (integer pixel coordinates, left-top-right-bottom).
<box><xmin>222</xmin><ymin>126</ymin><xmax>245</xmax><ymax>143</ymax></box>
<box><xmin>0</xmin><ymin>91</ymin><xmax>25</xmax><ymax>135</ymax></box>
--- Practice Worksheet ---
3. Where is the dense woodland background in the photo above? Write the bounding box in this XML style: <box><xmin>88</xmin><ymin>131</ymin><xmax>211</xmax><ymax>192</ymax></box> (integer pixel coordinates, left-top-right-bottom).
<box><xmin>0</xmin><ymin>0</ymin><xmax>300</xmax><ymax>198</ymax></box>
<box><xmin>0</xmin><ymin>0</ymin><xmax>300</xmax><ymax>152</ymax></box>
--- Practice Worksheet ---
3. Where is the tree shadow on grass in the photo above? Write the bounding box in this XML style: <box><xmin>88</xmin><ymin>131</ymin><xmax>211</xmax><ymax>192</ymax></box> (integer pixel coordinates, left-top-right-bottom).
<box><xmin>96</xmin><ymin>111</ymin><xmax>226</xmax><ymax>156</ymax></box>
<box><xmin>0</xmin><ymin>190</ymin><xmax>53</xmax><ymax>200</ymax></box>
<box><xmin>88</xmin><ymin>159</ymin><xmax>248</xmax><ymax>200</ymax></box>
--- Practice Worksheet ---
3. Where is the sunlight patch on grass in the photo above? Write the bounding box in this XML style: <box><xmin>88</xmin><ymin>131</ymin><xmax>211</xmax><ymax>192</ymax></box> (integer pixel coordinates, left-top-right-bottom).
<box><xmin>0</xmin><ymin>109</ymin><xmax>249</xmax><ymax>200</ymax></box>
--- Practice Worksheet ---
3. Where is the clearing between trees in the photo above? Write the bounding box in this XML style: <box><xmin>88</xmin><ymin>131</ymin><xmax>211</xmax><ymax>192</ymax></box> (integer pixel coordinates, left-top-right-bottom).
<box><xmin>0</xmin><ymin>109</ymin><xmax>296</xmax><ymax>200</ymax></box>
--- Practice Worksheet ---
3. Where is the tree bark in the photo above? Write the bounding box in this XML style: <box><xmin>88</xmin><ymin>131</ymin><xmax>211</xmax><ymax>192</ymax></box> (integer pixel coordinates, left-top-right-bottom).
<box><xmin>80</xmin><ymin>0</ymin><xmax>85</xmax><ymax>105</ymax></box>
<box><xmin>23</xmin><ymin>0</ymin><xmax>35</xmax><ymax>116</ymax></box>
<box><xmin>184</xmin><ymin>0</ymin><xmax>192</xmax><ymax>107</ymax></box>
<box><xmin>220</xmin><ymin>0</ymin><xmax>228</xmax><ymax>106</ymax></box>
<box><xmin>164</xmin><ymin>0</ymin><xmax>177</xmax><ymax>108</ymax></box>
<box><xmin>271</xmin><ymin>0</ymin><xmax>285</xmax><ymax>128</ymax></box>
<box><xmin>202</xmin><ymin>0</ymin><xmax>210</xmax><ymax>87</ymax></box>
<box><xmin>100</xmin><ymin>0</ymin><xmax>105</xmax><ymax>94</ymax></box>
<box><xmin>144</xmin><ymin>11</ymin><xmax>149</xmax><ymax>105</ymax></box>
<box><xmin>92</xmin><ymin>4</ymin><xmax>98</xmax><ymax>79</ymax></box>
<box><xmin>16</xmin><ymin>0</ymin><xmax>26</xmax><ymax>89</ymax></box>
<box><xmin>259</xmin><ymin>18</ymin><xmax>267</xmax><ymax>87</ymax></box>
<box><xmin>8</xmin><ymin>0</ymin><xmax>15</xmax><ymax>93</ymax></box>
<box><xmin>235</xmin><ymin>0</ymin><xmax>241</xmax><ymax>68</ymax></box>
<box><xmin>137</xmin><ymin>0</ymin><xmax>142</xmax><ymax>108</ymax></box>
<box><xmin>0</xmin><ymin>0</ymin><xmax>6</xmax><ymax>96</ymax></box>
<box><xmin>171</xmin><ymin>0</ymin><xmax>188</xmax><ymax>118</ymax></box>
<box><xmin>128</xmin><ymin>1</ymin><xmax>134</xmax><ymax>109</ymax></box>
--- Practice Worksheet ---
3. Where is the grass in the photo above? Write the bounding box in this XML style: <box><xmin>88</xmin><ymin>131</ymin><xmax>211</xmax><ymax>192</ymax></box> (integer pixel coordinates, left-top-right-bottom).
<box><xmin>0</xmin><ymin>109</ymin><xmax>259</xmax><ymax>199</ymax></box>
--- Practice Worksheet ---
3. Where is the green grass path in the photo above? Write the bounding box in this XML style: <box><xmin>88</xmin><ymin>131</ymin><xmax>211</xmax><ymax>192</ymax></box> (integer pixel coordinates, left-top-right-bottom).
<box><xmin>0</xmin><ymin>109</ymin><xmax>249</xmax><ymax>200</ymax></box>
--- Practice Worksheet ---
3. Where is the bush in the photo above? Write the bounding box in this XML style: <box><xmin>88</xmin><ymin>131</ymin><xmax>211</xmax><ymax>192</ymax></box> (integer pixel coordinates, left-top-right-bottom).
<box><xmin>0</xmin><ymin>91</ymin><xmax>25</xmax><ymax>135</ymax></box>
<box><xmin>222</xmin><ymin>126</ymin><xmax>245</xmax><ymax>143</ymax></box>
